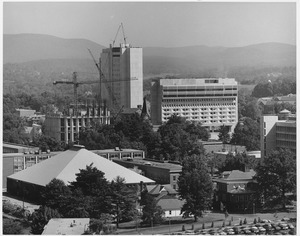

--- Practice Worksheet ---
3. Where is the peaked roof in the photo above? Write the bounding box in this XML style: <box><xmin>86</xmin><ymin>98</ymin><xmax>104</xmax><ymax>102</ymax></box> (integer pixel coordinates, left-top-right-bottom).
<box><xmin>8</xmin><ymin>148</ymin><xmax>154</xmax><ymax>187</ymax></box>
<box><xmin>215</xmin><ymin>170</ymin><xmax>256</xmax><ymax>183</ymax></box>
<box><xmin>225</xmin><ymin>170</ymin><xmax>256</xmax><ymax>180</ymax></box>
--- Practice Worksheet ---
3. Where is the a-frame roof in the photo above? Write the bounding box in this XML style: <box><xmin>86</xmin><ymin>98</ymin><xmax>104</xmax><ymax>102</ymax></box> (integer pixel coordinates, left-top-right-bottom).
<box><xmin>8</xmin><ymin>148</ymin><xmax>154</xmax><ymax>187</ymax></box>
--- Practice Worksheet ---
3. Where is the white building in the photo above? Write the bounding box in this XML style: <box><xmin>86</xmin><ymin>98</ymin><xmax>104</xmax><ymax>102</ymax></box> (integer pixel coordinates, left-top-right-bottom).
<box><xmin>151</xmin><ymin>78</ymin><xmax>238</xmax><ymax>132</ymax></box>
<box><xmin>100</xmin><ymin>43</ymin><xmax>143</xmax><ymax>110</ymax></box>
<box><xmin>260</xmin><ymin>109</ymin><xmax>296</xmax><ymax>159</ymax></box>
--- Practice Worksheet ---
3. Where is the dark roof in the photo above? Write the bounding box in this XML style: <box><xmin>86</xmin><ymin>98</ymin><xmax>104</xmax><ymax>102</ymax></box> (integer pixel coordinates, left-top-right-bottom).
<box><xmin>157</xmin><ymin>198</ymin><xmax>185</xmax><ymax>211</ymax></box>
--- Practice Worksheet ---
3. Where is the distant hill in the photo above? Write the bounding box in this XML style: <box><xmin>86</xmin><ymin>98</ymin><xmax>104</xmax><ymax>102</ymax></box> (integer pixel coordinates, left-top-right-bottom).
<box><xmin>3</xmin><ymin>34</ymin><xmax>105</xmax><ymax>63</ymax></box>
<box><xmin>143</xmin><ymin>43</ymin><xmax>296</xmax><ymax>75</ymax></box>
<box><xmin>3</xmin><ymin>34</ymin><xmax>296</xmax><ymax>92</ymax></box>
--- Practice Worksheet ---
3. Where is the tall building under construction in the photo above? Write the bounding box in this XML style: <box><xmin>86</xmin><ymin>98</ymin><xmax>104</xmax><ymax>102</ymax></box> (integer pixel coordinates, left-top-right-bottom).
<box><xmin>100</xmin><ymin>43</ymin><xmax>143</xmax><ymax>110</ymax></box>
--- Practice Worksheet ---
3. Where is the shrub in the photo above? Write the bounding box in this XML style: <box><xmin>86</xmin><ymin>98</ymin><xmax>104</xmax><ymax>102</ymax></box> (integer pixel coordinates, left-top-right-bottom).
<box><xmin>3</xmin><ymin>218</ymin><xmax>23</xmax><ymax>234</ymax></box>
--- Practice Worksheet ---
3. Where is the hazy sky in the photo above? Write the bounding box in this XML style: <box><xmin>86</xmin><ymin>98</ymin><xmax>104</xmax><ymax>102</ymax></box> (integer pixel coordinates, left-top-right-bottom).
<box><xmin>3</xmin><ymin>1</ymin><xmax>297</xmax><ymax>48</ymax></box>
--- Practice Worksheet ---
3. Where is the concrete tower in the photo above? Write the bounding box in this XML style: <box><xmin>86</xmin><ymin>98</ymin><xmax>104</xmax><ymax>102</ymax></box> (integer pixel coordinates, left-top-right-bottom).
<box><xmin>100</xmin><ymin>43</ymin><xmax>143</xmax><ymax>110</ymax></box>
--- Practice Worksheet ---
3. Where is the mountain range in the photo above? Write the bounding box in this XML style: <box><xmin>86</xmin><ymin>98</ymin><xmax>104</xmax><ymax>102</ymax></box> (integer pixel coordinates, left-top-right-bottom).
<box><xmin>4</xmin><ymin>33</ymin><xmax>296</xmax><ymax>76</ymax></box>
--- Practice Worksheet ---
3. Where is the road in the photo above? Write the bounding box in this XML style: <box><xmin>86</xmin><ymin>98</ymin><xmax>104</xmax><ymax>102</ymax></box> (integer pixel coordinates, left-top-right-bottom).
<box><xmin>116</xmin><ymin>211</ymin><xmax>296</xmax><ymax>235</ymax></box>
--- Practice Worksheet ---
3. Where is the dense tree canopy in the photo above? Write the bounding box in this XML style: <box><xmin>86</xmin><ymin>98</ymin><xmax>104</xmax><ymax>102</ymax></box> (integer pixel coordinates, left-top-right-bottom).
<box><xmin>255</xmin><ymin>149</ymin><xmax>296</xmax><ymax>209</ymax></box>
<box><xmin>151</xmin><ymin>115</ymin><xmax>209</xmax><ymax>161</ymax></box>
<box><xmin>178</xmin><ymin>154</ymin><xmax>213</xmax><ymax>221</ymax></box>
<box><xmin>211</xmin><ymin>152</ymin><xmax>259</xmax><ymax>173</ymax></box>
<box><xmin>230</xmin><ymin>118</ymin><xmax>260</xmax><ymax>151</ymax></box>
<box><xmin>39</xmin><ymin>165</ymin><xmax>138</xmax><ymax>226</ymax></box>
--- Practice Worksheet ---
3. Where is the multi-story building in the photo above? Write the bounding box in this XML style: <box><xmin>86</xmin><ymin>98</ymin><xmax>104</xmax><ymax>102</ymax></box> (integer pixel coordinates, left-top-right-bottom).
<box><xmin>151</xmin><ymin>78</ymin><xmax>238</xmax><ymax>132</ymax></box>
<box><xmin>44</xmin><ymin>106</ymin><xmax>110</xmax><ymax>143</ymax></box>
<box><xmin>260</xmin><ymin>109</ymin><xmax>296</xmax><ymax>159</ymax></box>
<box><xmin>213</xmin><ymin>169</ymin><xmax>257</xmax><ymax>212</ymax></box>
<box><xmin>100</xmin><ymin>43</ymin><xmax>143</xmax><ymax>109</ymax></box>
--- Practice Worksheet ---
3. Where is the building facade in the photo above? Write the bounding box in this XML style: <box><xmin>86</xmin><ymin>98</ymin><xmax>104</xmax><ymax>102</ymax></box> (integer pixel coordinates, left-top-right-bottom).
<box><xmin>113</xmin><ymin>159</ymin><xmax>182</xmax><ymax>190</ymax></box>
<box><xmin>100</xmin><ymin>43</ymin><xmax>143</xmax><ymax>109</ymax></box>
<box><xmin>213</xmin><ymin>170</ymin><xmax>257</xmax><ymax>212</ymax></box>
<box><xmin>260</xmin><ymin>110</ymin><xmax>296</xmax><ymax>159</ymax></box>
<box><xmin>151</xmin><ymin>78</ymin><xmax>238</xmax><ymax>132</ymax></box>
<box><xmin>44</xmin><ymin>112</ymin><xmax>110</xmax><ymax>143</ymax></box>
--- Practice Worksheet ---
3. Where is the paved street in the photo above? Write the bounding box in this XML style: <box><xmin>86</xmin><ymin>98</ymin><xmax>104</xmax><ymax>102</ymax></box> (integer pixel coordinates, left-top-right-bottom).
<box><xmin>117</xmin><ymin>211</ymin><xmax>296</xmax><ymax>235</ymax></box>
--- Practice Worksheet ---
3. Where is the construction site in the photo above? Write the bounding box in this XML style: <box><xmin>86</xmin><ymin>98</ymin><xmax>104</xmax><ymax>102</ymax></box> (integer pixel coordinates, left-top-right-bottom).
<box><xmin>44</xmin><ymin>24</ymin><xmax>144</xmax><ymax>143</ymax></box>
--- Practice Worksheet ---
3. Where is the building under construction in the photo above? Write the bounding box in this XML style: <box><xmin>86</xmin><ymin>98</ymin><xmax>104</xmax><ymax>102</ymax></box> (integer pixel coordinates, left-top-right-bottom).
<box><xmin>44</xmin><ymin>102</ymin><xmax>110</xmax><ymax>143</ymax></box>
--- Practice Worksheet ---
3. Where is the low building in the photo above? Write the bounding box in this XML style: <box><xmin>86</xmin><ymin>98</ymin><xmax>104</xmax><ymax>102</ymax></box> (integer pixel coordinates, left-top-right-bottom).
<box><xmin>260</xmin><ymin>110</ymin><xmax>296</xmax><ymax>159</ymax></box>
<box><xmin>113</xmin><ymin>159</ymin><xmax>182</xmax><ymax>190</ymax></box>
<box><xmin>3</xmin><ymin>142</ymin><xmax>39</xmax><ymax>154</ymax></box>
<box><xmin>2</xmin><ymin>147</ymin><xmax>145</xmax><ymax>189</ymax></box>
<box><xmin>42</xmin><ymin>218</ymin><xmax>90</xmax><ymax>235</ymax></box>
<box><xmin>3</xmin><ymin>151</ymin><xmax>56</xmax><ymax>189</ymax></box>
<box><xmin>93</xmin><ymin>148</ymin><xmax>145</xmax><ymax>160</ymax></box>
<box><xmin>7</xmin><ymin>146</ymin><xmax>154</xmax><ymax>202</ymax></box>
<box><xmin>146</xmin><ymin>184</ymin><xmax>185</xmax><ymax>218</ymax></box>
<box><xmin>213</xmin><ymin>169</ymin><xmax>257</xmax><ymax>212</ymax></box>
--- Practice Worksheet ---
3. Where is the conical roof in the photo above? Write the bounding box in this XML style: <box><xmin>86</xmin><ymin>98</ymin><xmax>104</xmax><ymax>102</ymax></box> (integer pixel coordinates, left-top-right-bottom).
<box><xmin>8</xmin><ymin>148</ymin><xmax>154</xmax><ymax>187</ymax></box>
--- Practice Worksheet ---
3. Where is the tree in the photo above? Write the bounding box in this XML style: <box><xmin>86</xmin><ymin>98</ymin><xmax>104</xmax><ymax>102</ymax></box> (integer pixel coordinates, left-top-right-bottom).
<box><xmin>230</xmin><ymin>118</ymin><xmax>260</xmax><ymax>151</ymax></box>
<box><xmin>178</xmin><ymin>155</ymin><xmax>213</xmax><ymax>222</ymax></box>
<box><xmin>68</xmin><ymin>164</ymin><xmax>113</xmax><ymax>218</ymax></box>
<box><xmin>217</xmin><ymin>152</ymin><xmax>259</xmax><ymax>172</ymax></box>
<box><xmin>31</xmin><ymin>134</ymin><xmax>65</xmax><ymax>151</ymax></box>
<box><xmin>3</xmin><ymin>218</ymin><xmax>23</xmax><ymax>235</ymax></box>
<box><xmin>110</xmin><ymin>176</ymin><xmax>138</xmax><ymax>224</ymax></box>
<box><xmin>218</xmin><ymin>125</ymin><xmax>230</xmax><ymax>145</ymax></box>
<box><xmin>154</xmin><ymin>115</ymin><xmax>208</xmax><ymax>161</ymax></box>
<box><xmin>141</xmin><ymin>193</ymin><xmax>164</xmax><ymax>226</ymax></box>
<box><xmin>255</xmin><ymin>149</ymin><xmax>296</xmax><ymax>209</ymax></box>
<box><xmin>30</xmin><ymin>206</ymin><xmax>61</xmax><ymax>234</ymax></box>
<box><xmin>41</xmin><ymin>178</ymin><xmax>72</xmax><ymax>211</ymax></box>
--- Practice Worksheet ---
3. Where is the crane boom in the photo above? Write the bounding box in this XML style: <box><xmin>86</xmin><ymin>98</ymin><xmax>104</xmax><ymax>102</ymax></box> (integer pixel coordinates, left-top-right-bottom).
<box><xmin>113</xmin><ymin>23</ymin><xmax>127</xmax><ymax>47</ymax></box>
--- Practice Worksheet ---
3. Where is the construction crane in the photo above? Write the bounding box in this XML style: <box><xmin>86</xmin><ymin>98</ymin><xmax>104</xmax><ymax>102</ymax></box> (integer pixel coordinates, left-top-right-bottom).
<box><xmin>88</xmin><ymin>48</ymin><xmax>130</xmax><ymax>117</ymax></box>
<box><xmin>53</xmin><ymin>71</ymin><xmax>136</xmax><ymax>117</ymax></box>
<box><xmin>113</xmin><ymin>23</ymin><xmax>127</xmax><ymax>47</ymax></box>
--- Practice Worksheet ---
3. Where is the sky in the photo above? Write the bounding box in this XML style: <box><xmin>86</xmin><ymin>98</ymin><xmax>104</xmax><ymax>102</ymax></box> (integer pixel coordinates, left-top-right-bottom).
<box><xmin>2</xmin><ymin>1</ymin><xmax>297</xmax><ymax>48</ymax></box>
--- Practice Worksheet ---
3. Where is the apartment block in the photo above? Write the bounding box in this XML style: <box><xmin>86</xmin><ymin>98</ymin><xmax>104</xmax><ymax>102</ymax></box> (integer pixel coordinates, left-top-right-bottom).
<box><xmin>151</xmin><ymin>78</ymin><xmax>238</xmax><ymax>132</ymax></box>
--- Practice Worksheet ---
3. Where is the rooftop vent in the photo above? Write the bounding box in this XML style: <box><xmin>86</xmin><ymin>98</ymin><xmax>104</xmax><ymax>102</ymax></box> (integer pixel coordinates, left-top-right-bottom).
<box><xmin>71</xmin><ymin>145</ymin><xmax>85</xmax><ymax>151</ymax></box>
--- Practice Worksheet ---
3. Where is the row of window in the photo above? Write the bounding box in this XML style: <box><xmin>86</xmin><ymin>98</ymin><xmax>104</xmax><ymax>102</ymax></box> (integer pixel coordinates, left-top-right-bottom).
<box><xmin>163</xmin><ymin>93</ymin><xmax>237</xmax><ymax>98</ymax></box>
<box><xmin>276</xmin><ymin>140</ymin><xmax>296</xmax><ymax>147</ymax></box>
<box><xmin>276</xmin><ymin>133</ymin><xmax>296</xmax><ymax>140</ymax></box>
<box><xmin>163</xmin><ymin>107</ymin><xmax>236</xmax><ymax>112</ymax></box>
<box><xmin>162</xmin><ymin>98</ymin><xmax>236</xmax><ymax>103</ymax></box>
<box><xmin>163</xmin><ymin>117</ymin><xmax>236</xmax><ymax>123</ymax></box>
<box><xmin>163</xmin><ymin>87</ymin><xmax>237</xmax><ymax>92</ymax></box>
<box><xmin>163</xmin><ymin>103</ymin><xmax>236</xmax><ymax>107</ymax></box>
<box><xmin>276</xmin><ymin>126</ymin><xmax>296</xmax><ymax>133</ymax></box>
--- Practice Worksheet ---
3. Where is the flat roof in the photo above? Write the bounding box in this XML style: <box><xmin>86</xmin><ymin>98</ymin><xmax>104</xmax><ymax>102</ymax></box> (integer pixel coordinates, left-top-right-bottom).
<box><xmin>42</xmin><ymin>218</ymin><xmax>89</xmax><ymax>235</ymax></box>
<box><xmin>92</xmin><ymin>149</ymin><xmax>144</xmax><ymax>153</ymax></box>
<box><xmin>114</xmin><ymin>159</ymin><xmax>182</xmax><ymax>171</ymax></box>
<box><xmin>160</xmin><ymin>78</ymin><xmax>237</xmax><ymax>86</ymax></box>
<box><xmin>3</xmin><ymin>143</ymin><xmax>38</xmax><ymax>149</ymax></box>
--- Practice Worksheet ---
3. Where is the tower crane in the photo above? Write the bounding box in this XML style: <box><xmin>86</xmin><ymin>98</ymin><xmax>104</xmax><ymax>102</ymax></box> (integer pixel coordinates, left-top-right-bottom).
<box><xmin>113</xmin><ymin>23</ymin><xmax>127</xmax><ymax>47</ymax></box>
<box><xmin>53</xmin><ymin>71</ymin><xmax>137</xmax><ymax>117</ymax></box>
